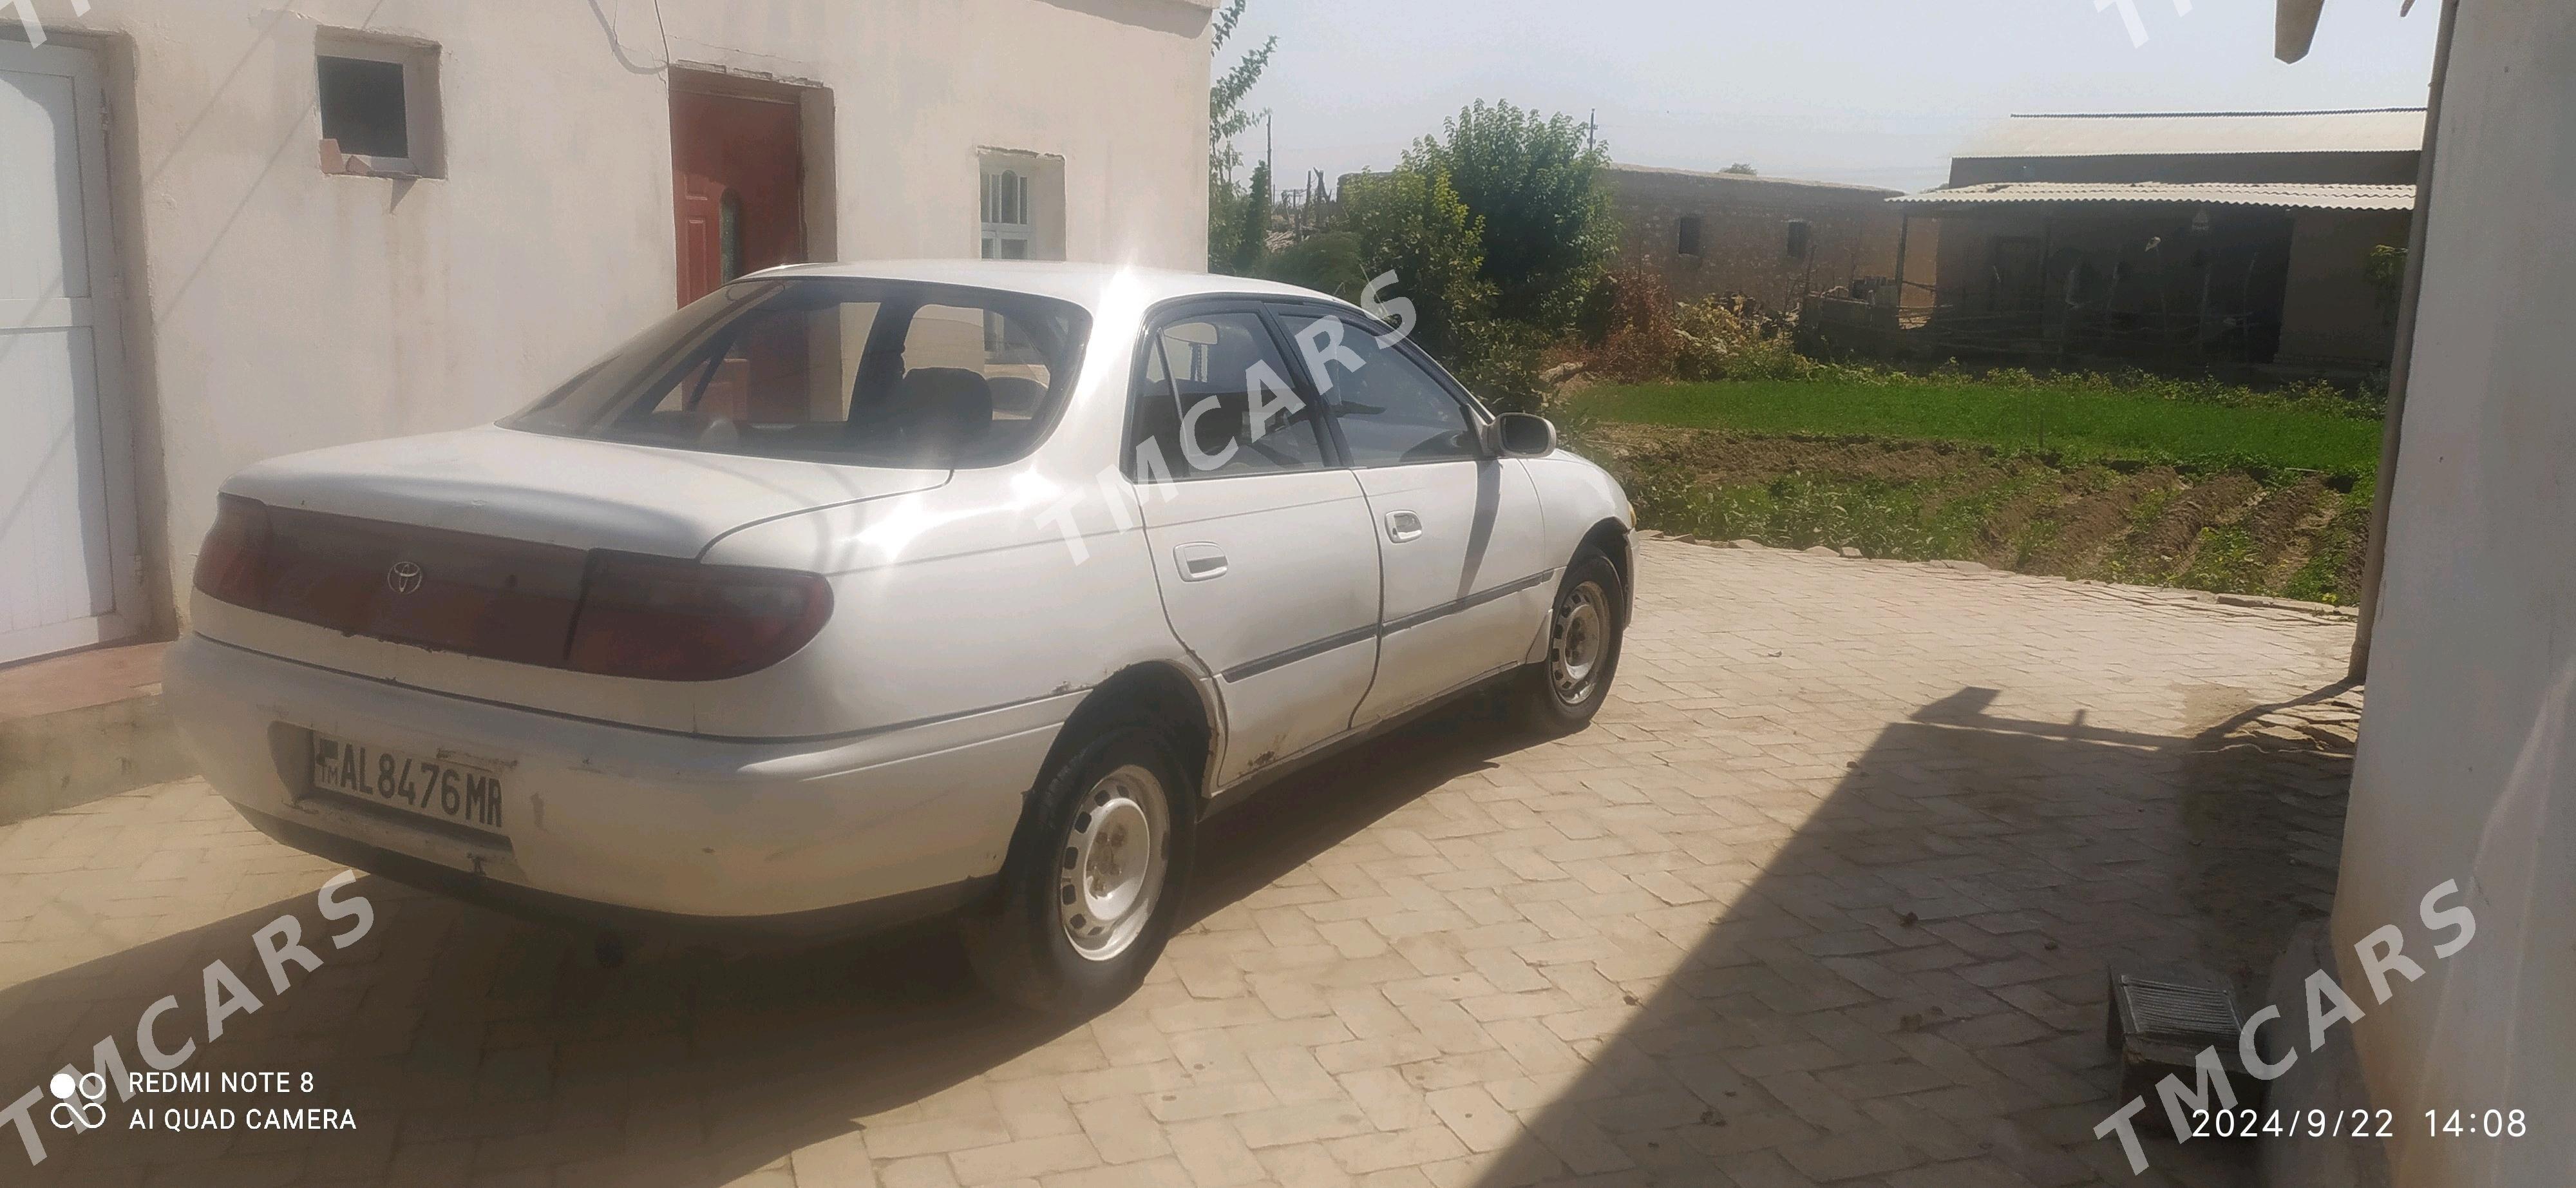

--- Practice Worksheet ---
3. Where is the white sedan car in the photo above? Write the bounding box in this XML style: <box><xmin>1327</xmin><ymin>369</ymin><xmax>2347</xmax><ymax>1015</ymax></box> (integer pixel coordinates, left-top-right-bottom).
<box><xmin>167</xmin><ymin>262</ymin><xmax>1633</xmax><ymax>1014</ymax></box>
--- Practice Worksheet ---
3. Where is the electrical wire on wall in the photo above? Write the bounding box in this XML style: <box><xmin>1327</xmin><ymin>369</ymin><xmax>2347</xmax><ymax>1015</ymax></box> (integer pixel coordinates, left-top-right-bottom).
<box><xmin>585</xmin><ymin>0</ymin><xmax>672</xmax><ymax>75</ymax></box>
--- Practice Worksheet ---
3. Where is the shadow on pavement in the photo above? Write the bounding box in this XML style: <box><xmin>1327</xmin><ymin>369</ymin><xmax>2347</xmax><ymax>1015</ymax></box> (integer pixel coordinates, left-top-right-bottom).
<box><xmin>0</xmin><ymin>696</ymin><xmax>1524</xmax><ymax>1187</ymax></box>
<box><xmin>1459</xmin><ymin>682</ymin><xmax>2359</xmax><ymax>1188</ymax></box>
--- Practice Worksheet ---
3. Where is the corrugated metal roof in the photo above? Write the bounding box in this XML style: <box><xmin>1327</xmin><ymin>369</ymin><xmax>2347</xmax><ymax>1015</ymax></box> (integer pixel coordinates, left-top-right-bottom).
<box><xmin>1604</xmin><ymin>162</ymin><xmax>1899</xmax><ymax>196</ymax></box>
<box><xmin>1956</xmin><ymin>110</ymin><xmax>2425</xmax><ymax>159</ymax></box>
<box><xmin>1889</xmin><ymin>181</ymin><xmax>2417</xmax><ymax>211</ymax></box>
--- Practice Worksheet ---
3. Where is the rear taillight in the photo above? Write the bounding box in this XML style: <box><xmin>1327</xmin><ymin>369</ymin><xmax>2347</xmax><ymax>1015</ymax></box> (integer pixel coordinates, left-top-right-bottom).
<box><xmin>194</xmin><ymin>500</ymin><xmax>828</xmax><ymax>682</ymax></box>
<box><xmin>194</xmin><ymin>494</ymin><xmax>274</xmax><ymax>609</ymax></box>
<box><xmin>565</xmin><ymin>551</ymin><xmax>833</xmax><ymax>682</ymax></box>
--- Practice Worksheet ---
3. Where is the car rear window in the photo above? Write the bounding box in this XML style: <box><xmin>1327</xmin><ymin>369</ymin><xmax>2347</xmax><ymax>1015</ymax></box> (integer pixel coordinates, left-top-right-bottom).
<box><xmin>507</xmin><ymin>278</ymin><xmax>1090</xmax><ymax>468</ymax></box>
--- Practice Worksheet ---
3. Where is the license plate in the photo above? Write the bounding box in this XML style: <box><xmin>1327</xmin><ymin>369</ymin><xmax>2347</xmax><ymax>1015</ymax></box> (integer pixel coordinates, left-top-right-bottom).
<box><xmin>308</xmin><ymin>733</ymin><xmax>507</xmax><ymax>832</ymax></box>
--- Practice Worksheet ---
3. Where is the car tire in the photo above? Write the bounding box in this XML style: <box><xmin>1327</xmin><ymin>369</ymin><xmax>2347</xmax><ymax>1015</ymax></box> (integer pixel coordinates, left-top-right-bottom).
<box><xmin>960</xmin><ymin>725</ymin><xmax>1195</xmax><ymax>1017</ymax></box>
<box><xmin>1510</xmin><ymin>548</ymin><xmax>1626</xmax><ymax>735</ymax></box>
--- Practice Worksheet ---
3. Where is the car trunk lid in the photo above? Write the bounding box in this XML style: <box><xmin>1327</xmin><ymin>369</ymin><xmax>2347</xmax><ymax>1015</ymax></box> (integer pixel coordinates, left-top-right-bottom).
<box><xmin>195</xmin><ymin>426</ymin><xmax>936</xmax><ymax>725</ymax></box>
<box><xmin>222</xmin><ymin>425</ymin><xmax>947</xmax><ymax>557</ymax></box>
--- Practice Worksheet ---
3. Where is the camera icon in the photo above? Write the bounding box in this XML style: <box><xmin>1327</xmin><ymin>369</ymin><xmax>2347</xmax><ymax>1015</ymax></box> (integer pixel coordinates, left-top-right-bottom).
<box><xmin>48</xmin><ymin>1072</ymin><xmax>106</xmax><ymax>1131</ymax></box>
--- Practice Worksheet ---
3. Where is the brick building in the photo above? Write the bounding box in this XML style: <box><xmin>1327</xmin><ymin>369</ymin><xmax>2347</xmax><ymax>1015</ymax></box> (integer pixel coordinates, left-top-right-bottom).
<box><xmin>1888</xmin><ymin>110</ymin><xmax>2421</xmax><ymax>374</ymax></box>
<box><xmin>1602</xmin><ymin>163</ymin><xmax>1934</xmax><ymax>312</ymax></box>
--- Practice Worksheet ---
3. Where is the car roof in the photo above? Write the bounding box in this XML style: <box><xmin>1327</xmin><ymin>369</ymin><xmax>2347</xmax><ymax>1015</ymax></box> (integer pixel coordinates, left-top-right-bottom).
<box><xmin>736</xmin><ymin>260</ymin><xmax>1361</xmax><ymax>318</ymax></box>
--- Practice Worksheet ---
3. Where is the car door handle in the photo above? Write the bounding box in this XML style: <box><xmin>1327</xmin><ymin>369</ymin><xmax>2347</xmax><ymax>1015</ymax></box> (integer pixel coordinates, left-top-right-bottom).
<box><xmin>1385</xmin><ymin>511</ymin><xmax>1424</xmax><ymax>543</ymax></box>
<box><xmin>1174</xmin><ymin>542</ymin><xmax>1229</xmax><ymax>581</ymax></box>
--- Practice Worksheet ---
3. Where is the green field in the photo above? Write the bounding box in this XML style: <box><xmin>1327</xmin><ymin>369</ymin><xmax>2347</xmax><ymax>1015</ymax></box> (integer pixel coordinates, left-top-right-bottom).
<box><xmin>1570</xmin><ymin>379</ymin><xmax>2384</xmax><ymax>477</ymax></box>
<box><xmin>1560</xmin><ymin>378</ymin><xmax>2385</xmax><ymax>603</ymax></box>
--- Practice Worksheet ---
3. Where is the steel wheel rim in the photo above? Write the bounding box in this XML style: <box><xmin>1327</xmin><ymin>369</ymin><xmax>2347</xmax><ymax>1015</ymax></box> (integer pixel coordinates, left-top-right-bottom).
<box><xmin>1551</xmin><ymin>579</ymin><xmax>1610</xmax><ymax>705</ymax></box>
<box><xmin>1057</xmin><ymin>763</ymin><xmax>1169</xmax><ymax>963</ymax></box>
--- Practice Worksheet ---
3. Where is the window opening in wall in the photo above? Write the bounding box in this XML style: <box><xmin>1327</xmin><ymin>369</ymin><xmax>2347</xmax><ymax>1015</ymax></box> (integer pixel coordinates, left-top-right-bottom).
<box><xmin>719</xmin><ymin>191</ymin><xmax>745</xmax><ymax>282</ymax></box>
<box><xmin>980</xmin><ymin>166</ymin><xmax>1030</xmax><ymax>350</ymax></box>
<box><xmin>316</xmin><ymin>34</ymin><xmax>439</xmax><ymax>177</ymax></box>
<box><xmin>976</xmin><ymin>149</ymin><xmax>1063</xmax><ymax>265</ymax></box>
<box><xmin>1785</xmin><ymin>218</ymin><xmax>1812</xmax><ymax>260</ymax></box>
<box><xmin>318</xmin><ymin>57</ymin><xmax>404</xmax><ymax>156</ymax></box>
<box><xmin>981</xmin><ymin>169</ymin><xmax>1031</xmax><ymax>260</ymax></box>
<box><xmin>1677</xmin><ymin>215</ymin><xmax>1704</xmax><ymax>258</ymax></box>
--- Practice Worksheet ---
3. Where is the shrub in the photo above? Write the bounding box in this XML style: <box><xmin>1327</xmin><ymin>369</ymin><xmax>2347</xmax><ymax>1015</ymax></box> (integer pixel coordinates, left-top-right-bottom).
<box><xmin>1341</xmin><ymin>167</ymin><xmax>1563</xmax><ymax>412</ymax></box>
<box><xmin>1342</xmin><ymin>166</ymin><xmax>1495</xmax><ymax>363</ymax></box>
<box><xmin>1258</xmin><ymin>231</ymin><xmax>1366</xmax><ymax>300</ymax></box>
<box><xmin>1591</xmin><ymin>267</ymin><xmax>1681</xmax><ymax>383</ymax></box>
<box><xmin>1404</xmin><ymin>101</ymin><xmax>1615</xmax><ymax>340</ymax></box>
<box><xmin>1668</xmin><ymin>300</ymin><xmax>1742</xmax><ymax>381</ymax></box>
<box><xmin>1674</xmin><ymin>298</ymin><xmax>1816</xmax><ymax>382</ymax></box>
<box><xmin>1209</xmin><ymin>160</ymin><xmax>1273</xmax><ymax>277</ymax></box>
<box><xmin>1448</xmin><ymin>318</ymin><xmax>1552</xmax><ymax>414</ymax></box>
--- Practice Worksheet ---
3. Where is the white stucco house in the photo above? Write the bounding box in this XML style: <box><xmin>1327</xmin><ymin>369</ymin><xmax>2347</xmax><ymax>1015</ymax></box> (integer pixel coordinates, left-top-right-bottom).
<box><xmin>1</xmin><ymin>0</ymin><xmax>1217</xmax><ymax>664</ymax></box>
<box><xmin>2275</xmin><ymin>1</ymin><xmax>2573</xmax><ymax>1185</ymax></box>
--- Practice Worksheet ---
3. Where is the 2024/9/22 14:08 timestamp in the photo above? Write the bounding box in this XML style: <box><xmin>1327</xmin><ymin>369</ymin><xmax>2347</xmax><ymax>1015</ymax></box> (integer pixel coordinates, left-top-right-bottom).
<box><xmin>2190</xmin><ymin>1109</ymin><xmax>2528</xmax><ymax>1139</ymax></box>
<box><xmin>2425</xmin><ymin>1109</ymin><xmax>2528</xmax><ymax>1138</ymax></box>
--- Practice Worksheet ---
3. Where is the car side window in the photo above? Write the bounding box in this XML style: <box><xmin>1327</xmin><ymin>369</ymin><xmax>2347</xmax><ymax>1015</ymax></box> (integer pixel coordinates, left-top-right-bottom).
<box><xmin>1128</xmin><ymin>311</ymin><xmax>1329</xmax><ymax>480</ymax></box>
<box><xmin>1276</xmin><ymin>312</ymin><xmax>1480</xmax><ymax>467</ymax></box>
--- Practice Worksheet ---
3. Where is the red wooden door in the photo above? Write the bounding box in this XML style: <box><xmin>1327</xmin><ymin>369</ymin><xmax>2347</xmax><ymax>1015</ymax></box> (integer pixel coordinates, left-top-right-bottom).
<box><xmin>670</xmin><ymin>86</ymin><xmax>804</xmax><ymax>306</ymax></box>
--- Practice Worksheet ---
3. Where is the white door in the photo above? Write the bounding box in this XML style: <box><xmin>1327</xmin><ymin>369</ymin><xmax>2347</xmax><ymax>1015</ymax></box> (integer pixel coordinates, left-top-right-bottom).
<box><xmin>1347</xmin><ymin>457</ymin><xmax>1552</xmax><ymax>725</ymax></box>
<box><xmin>1270</xmin><ymin>308</ymin><xmax>1555</xmax><ymax>727</ymax></box>
<box><xmin>1</xmin><ymin>40</ymin><xmax>142</xmax><ymax>664</ymax></box>
<box><xmin>1130</xmin><ymin>306</ymin><xmax>1381</xmax><ymax>789</ymax></box>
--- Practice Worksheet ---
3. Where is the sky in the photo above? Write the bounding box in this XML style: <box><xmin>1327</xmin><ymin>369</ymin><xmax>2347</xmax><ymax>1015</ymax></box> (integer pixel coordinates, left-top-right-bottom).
<box><xmin>1222</xmin><ymin>0</ymin><xmax>2441</xmax><ymax>195</ymax></box>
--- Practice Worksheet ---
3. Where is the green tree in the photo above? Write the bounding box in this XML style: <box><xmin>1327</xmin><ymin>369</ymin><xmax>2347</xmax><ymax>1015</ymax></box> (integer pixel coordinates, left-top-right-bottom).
<box><xmin>1340</xmin><ymin>168</ymin><xmax>1493</xmax><ymax>361</ymax></box>
<box><xmin>1340</xmin><ymin>167</ymin><xmax>1553</xmax><ymax>412</ymax></box>
<box><xmin>1208</xmin><ymin>0</ymin><xmax>1274</xmax><ymax>186</ymax></box>
<box><xmin>2364</xmin><ymin>243</ymin><xmax>2408</xmax><ymax>319</ymax></box>
<box><xmin>1213</xmin><ymin>160</ymin><xmax>1273</xmax><ymax>276</ymax></box>
<box><xmin>1403</xmin><ymin>101</ymin><xmax>1615</xmax><ymax>338</ymax></box>
<box><xmin>1206</xmin><ymin>0</ymin><xmax>1276</xmax><ymax>271</ymax></box>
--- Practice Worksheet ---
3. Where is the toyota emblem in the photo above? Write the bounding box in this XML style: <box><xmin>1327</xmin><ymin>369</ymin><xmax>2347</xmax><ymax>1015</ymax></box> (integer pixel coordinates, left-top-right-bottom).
<box><xmin>387</xmin><ymin>561</ymin><xmax>424</xmax><ymax>594</ymax></box>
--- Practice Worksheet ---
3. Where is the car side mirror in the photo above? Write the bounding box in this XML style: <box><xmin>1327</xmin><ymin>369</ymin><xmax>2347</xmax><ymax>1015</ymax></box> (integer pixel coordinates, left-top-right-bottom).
<box><xmin>1497</xmin><ymin>412</ymin><xmax>1557</xmax><ymax>457</ymax></box>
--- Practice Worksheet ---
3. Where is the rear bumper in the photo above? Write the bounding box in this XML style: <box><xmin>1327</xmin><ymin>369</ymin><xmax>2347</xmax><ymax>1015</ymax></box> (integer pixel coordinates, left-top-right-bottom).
<box><xmin>165</xmin><ymin>635</ymin><xmax>1070</xmax><ymax>926</ymax></box>
<box><xmin>227</xmin><ymin>802</ymin><xmax>989</xmax><ymax>942</ymax></box>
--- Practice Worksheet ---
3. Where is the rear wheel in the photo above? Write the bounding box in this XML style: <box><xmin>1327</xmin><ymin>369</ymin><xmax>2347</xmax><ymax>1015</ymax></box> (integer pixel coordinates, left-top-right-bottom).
<box><xmin>1510</xmin><ymin>548</ymin><xmax>1625</xmax><ymax>734</ymax></box>
<box><xmin>961</xmin><ymin>725</ymin><xmax>1193</xmax><ymax>1017</ymax></box>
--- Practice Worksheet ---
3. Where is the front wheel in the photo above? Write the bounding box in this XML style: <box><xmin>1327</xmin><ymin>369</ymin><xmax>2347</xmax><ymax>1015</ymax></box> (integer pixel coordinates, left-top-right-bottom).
<box><xmin>1510</xmin><ymin>548</ymin><xmax>1626</xmax><ymax>734</ymax></box>
<box><xmin>960</xmin><ymin>726</ymin><xmax>1193</xmax><ymax>1017</ymax></box>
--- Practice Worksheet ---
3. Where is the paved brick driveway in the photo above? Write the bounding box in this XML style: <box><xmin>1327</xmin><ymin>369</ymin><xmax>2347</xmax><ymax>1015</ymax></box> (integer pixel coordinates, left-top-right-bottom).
<box><xmin>0</xmin><ymin>541</ymin><xmax>2360</xmax><ymax>1187</ymax></box>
